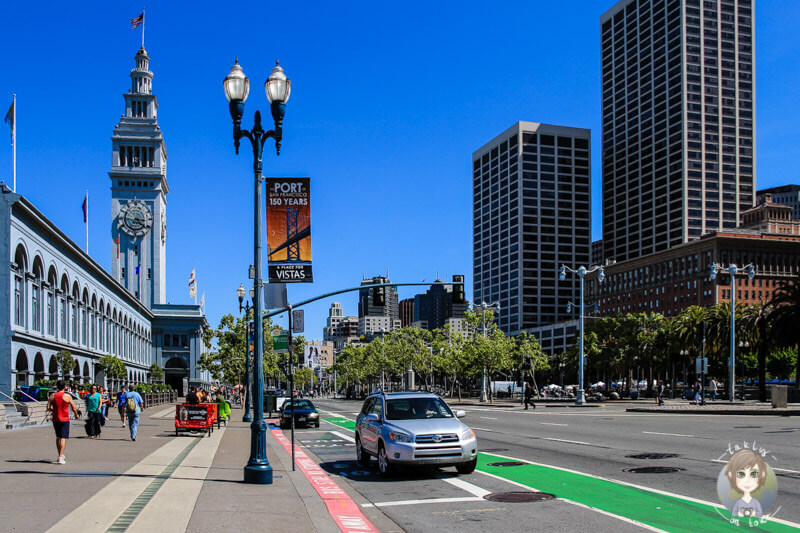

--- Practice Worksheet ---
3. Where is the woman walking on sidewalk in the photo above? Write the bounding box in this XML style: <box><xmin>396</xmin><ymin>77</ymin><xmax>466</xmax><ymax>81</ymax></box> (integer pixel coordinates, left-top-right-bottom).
<box><xmin>86</xmin><ymin>385</ymin><xmax>103</xmax><ymax>438</ymax></box>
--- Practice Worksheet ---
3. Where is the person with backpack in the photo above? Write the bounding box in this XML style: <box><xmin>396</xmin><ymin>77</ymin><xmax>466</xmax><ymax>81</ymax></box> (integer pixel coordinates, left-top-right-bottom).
<box><xmin>125</xmin><ymin>385</ymin><xmax>145</xmax><ymax>441</ymax></box>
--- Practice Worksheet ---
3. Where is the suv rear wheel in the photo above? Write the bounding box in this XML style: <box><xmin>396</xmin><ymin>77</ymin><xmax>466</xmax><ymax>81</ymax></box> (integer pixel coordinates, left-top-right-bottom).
<box><xmin>377</xmin><ymin>443</ymin><xmax>395</xmax><ymax>476</ymax></box>
<box><xmin>356</xmin><ymin>435</ymin><xmax>370</xmax><ymax>466</ymax></box>
<box><xmin>455</xmin><ymin>457</ymin><xmax>477</xmax><ymax>475</ymax></box>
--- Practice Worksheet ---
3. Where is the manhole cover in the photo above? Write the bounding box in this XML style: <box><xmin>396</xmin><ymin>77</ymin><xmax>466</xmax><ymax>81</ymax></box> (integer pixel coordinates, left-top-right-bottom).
<box><xmin>624</xmin><ymin>466</ymin><xmax>685</xmax><ymax>474</ymax></box>
<box><xmin>484</xmin><ymin>492</ymin><xmax>555</xmax><ymax>503</ymax></box>
<box><xmin>626</xmin><ymin>453</ymin><xmax>680</xmax><ymax>460</ymax></box>
<box><xmin>487</xmin><ymin>461</ymin><xmax>526</xmax><ymax>467</ymax></box>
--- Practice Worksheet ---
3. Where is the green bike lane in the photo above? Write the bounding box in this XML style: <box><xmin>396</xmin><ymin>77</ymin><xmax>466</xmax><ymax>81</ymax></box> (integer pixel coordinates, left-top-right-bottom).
<box><xmin>323</xmin><ymin>416</ymin><xmax>799</xmax><ymax>532</ymax></box>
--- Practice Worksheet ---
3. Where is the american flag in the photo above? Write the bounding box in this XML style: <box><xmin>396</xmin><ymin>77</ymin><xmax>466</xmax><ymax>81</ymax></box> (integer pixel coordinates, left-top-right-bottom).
<box><xmin>131</xmin><ymin>13</ymin><xmax>144</xmax><ymax>29</ymax></box>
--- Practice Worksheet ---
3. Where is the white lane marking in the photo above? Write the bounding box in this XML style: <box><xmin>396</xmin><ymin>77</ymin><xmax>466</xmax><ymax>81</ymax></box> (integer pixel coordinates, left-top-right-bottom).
<box><xmin>642</xmin><ymin>431</ymin><xmax>695</xmax><ymax>438</ymax></box>
<box><xmin>540</xmin><ymin>422</ymin><xmax>568</xmax><ymax>426</ymax></box>
<box><xmin>544</xmin><ymin>437</ymin><xmax>593</xmax><ymax>446</ymax></box>
<box><xmin>153</xmin><ymin>406</ymin><xmax>176</xmax><ymax>419</ymax></box>
<box><xmin>471</xmin><ymin>427</ymin><xmax>495</xmax><ymax>432</ymax></box>
<box><xmin>363</xmin><ymin>496</ymin><xmax>484</xmax><ymax>508</ymax></box>
<box><xmin>438</xmin><ymin>476</ymin><xmax>492</xmax><ymax>498</ymax></box>
<box><xmin>480</xmin><ymin>416</ymin><xmax>498</xmax><ymax>420</ymax></box>
<box><xmin>711</xmin><ymin>459</ymin><xmax>800</xmax><ymax>475</ymax></box>
<box><xmin>330</xmin><ymin>430</ymin><xmax>355</xmax><ymax>443</ymax></box>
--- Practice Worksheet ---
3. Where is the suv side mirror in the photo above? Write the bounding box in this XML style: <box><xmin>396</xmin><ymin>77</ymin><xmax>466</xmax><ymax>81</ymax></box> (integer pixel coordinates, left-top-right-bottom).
<box><xmin>367</xmin><ymin>413</ymin><xmax>380</xmax><ymax>422</ymax></box>
<box><xmin>455</xmin><ymin>410</ymin><xmax>466</xmax><ymax>418</ymax></box>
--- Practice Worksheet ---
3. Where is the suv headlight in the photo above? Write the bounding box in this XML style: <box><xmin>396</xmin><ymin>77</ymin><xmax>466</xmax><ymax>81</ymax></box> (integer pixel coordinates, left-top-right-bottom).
<box><xmin>461</xmin><ymin>428</ymin><xmax>475</xmax><ymax>441</ymax></box>
<box><xmin>309</xmin><ymin>412</ymin><xmax>319</xmax><ymax>418</ymax></box>
<box><xmin>389</xmin><ymin>431</ymin><xmax>411</xmax><ymax>443</ymax></box>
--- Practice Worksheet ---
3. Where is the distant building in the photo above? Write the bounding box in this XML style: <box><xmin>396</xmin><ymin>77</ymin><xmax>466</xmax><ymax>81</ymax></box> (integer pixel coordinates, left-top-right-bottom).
<box><xmin>591</xmin><ymin>240</ymin><xmax>604</xmax><ymax>267</ymax></box>
<box><xmin>528</xmin><ymin>321</ymin><xmax>578</xmax><ymax>357</ymax></box>
<box><xmin>757</xmin><ymin>185</ymin><xmax>800</xmax><ymax>220</ymax></box>
<box><xmin>413</xmin><ymin>281</ymin><xmax>468</xmax><ymax>332</ymax></box>
<box><xmin>740</xmin><ymin>195</ymin><xmax>800</xmax><ymax>236</ymax></box>
<box><xmin>473</xmin><ymin>122</ymin><xmax>591</xmax><ymax>333</ymax></box>
<box><xmin>358</xmin><ymin>276</ymin><xmax>399</xmax><ymax>337</ymax></box>
<box><xmin>322</xmin><ymin>302</ymin><xmax>358</xmax><ymax>350</ymax></box>
<box><xmin>399</xmin><ymin>298</ymin><xmax>414</xmax><ymax>328</ymax></box>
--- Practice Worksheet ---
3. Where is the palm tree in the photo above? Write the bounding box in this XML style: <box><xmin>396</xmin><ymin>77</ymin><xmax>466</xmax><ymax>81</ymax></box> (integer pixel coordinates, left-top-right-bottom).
<box><xmin>739</xmin><ymin>303</ymin><xmax>774</xmax><ymax>402</ymax></box>
<box><xmin>770</xmin><ymin>275</ymin><xmax>800</xmax><ymax>385</ymax></box>
<box><xmin>675</xmin><ymin>306</ymin><xmax>709</xmax><ymax>391</ymax></box>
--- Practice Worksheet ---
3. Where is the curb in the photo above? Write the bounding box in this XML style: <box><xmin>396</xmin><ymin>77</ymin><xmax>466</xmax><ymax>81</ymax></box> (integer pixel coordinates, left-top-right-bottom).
<box><xmin>625</xmin><ymin>407</ymin><xmax>800</xmax><ymax>416</ymax></box>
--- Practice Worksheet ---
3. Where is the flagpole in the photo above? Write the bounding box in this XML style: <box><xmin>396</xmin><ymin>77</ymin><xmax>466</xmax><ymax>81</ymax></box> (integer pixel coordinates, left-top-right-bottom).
<box><xmin>85</xmin><ymin>190</ymin><xmax>89</xmax><ymax>254</ymax></box>
<box><xmin>12</xmin><ymin>94</ymin><xmax>16</xmax><ymax>192</ymax></box>
<box><xmin>142</xmin><ymin>7</ymin><xmax>145</xmax><ymax>48</ymax></box>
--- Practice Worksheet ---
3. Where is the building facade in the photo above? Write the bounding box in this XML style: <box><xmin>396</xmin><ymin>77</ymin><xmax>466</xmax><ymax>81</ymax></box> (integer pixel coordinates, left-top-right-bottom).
<box><xmin>399</xmin><ymin>298</ymin><xmax>414</xmax><ymax>328</ymax></box>
<box><xmin>322</xmin><ymin>302</ymin><xmax>359</xmax><ymax>350</ymax></box>
<box><xmin>1</xmin><ymin>46</ymin><xmax>209</xmax><ymax>397</ymax></box>
<box><xmin>473</xmin><ymin>122</ymin><xmax>591</xmax><ymax>333</ymax></box>
<box><xmin>413</xmin><ymin>280</ymin><xmax>468</xmax><ymax>331</ymax></box>
<box><xmin>758</xmin><ymin>185</ymin><xmax>800</xmax><ymax>220</ymax></box>
<box><xmin>357</xmin><ymin>276</ymin><xmax>400</xmax><ymax>336</ymax></box>
<box><xmin>601</xmin><ymin>0</ymin><xmax>755</xmax><ymax>263</ymax></box>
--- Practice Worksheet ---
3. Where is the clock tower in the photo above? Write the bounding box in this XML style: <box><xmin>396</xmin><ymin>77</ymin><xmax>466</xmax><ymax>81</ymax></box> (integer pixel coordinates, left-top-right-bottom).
<box><xmin>109</xmin><ymin>46</ymin><xmax>168</xmax><ymax>308</ymax></box>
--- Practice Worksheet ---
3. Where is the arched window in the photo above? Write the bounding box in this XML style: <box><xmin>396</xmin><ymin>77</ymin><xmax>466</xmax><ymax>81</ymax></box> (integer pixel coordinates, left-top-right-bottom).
<box><xmin>83</xmin><ymin>361</ymin><xmax>90</xmax><ymax>383</ymax></box>
<box><xmin>34</xmin><ymin>352</ymin><xmax>45</xmax><ymax>383</ymax></box>
<box><xmin>81</xmin><ymin>288</ymin><xmax>89</xmax><ymax>346</ymax></box>
<box><xmin>13</xmin><ymin>245</ymin><xmax>27</xmax><ymax>327</ymax></box>
<box><xmin>31</xmin><ymin>257</ymin><xmax>44</xmax><ymax>333</ymax></box>
<box><xmin>71</xmin><ymin>282</ymin><xmax>80</xmax><ymax>343</ymax></box>
<box><xmin>59</xmin><ymin>274</ymin><xmax>69</xmax><ymax>339</ymax></box>
<box><xmin>90</xmin><ymin>294</ymin><xmax>98</xmax><ymax>349</ymax></box>
<box><xmin>15</xmin><ymin>349</ymin><xmax>29</xmax><ymax>388</ymax></box>
<box><xmin>47</xmin><ymin>267</ymin><xmax>57</xmax><ymax>336</ymax></box>
<box><xmin>48</xmin><ymin>355</ymin><xmax>58</xmax><ymax>380</ymax></box>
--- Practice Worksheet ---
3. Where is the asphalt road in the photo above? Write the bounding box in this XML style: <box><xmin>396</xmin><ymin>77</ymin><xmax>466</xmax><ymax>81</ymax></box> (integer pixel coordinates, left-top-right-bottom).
<box><xmin>287</xmin><ymin>398</ymin><xmax>800</xmax><ymax>533</ymax></box>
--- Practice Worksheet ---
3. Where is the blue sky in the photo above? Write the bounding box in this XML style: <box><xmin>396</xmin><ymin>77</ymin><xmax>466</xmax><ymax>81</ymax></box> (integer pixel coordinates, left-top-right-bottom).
<box><xmin>2</xmin><ymin>1</ymin><xmax>799</xmax><ymax>341</ymax></box>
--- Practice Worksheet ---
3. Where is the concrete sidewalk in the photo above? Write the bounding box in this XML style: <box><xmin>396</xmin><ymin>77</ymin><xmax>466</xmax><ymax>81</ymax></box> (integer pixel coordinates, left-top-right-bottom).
<box><xmin>0</xmin><ymin>402</ymin><xmax>393</xmax><ymax>532</ymax></box>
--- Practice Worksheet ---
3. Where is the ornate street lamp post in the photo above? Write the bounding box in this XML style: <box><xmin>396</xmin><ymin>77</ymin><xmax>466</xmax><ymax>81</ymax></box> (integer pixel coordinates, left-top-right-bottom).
<box><xmin>237</xmin><ymin>283</ymin><xmax>255</xmax><ymax>422</ymax></box>
<box><xmin>710</xmin><ymin>263</ymin><xmax>755</xmax><ymax>403</ymax></box>
<box><xmin>559</xmin><ymin>265</ymin><xmax>605</xmax><ymax>406</ymax></box>
<box><xmin>224</xmin><ymin>58</ymin><xmax>291</xmax><ymax>485</ymax></box>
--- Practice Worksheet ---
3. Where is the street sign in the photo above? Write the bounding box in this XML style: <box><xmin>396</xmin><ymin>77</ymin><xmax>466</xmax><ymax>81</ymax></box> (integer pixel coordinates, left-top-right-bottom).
<box><xmin>272</xmin><ymin>329</ymin><xmax>289</xmax><ymax>353</ymax></box>
<box><xmin>695</xmin><ymin>357</ymin><xmax>708</xmax><ymax>374</ymax></box>
<box><xmin>292</xmin><ymin>309</ymin><xmax>304</xmax><ymax>333</ymax></box>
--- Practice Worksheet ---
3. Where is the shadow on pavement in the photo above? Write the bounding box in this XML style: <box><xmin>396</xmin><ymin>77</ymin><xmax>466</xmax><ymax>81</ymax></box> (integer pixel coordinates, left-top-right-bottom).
<box><xmin>318</xmin><ymin>460</ymin><xmax>460</xmax><ymax>483</ymax></box>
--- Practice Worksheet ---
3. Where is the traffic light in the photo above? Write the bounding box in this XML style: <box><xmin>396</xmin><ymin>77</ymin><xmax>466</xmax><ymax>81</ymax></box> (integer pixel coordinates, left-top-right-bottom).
<box><xmin>452</xmin><ymin>274</ymin><xmax>465</xmax><ymax>304</ymax></box>
<box><xmin>373</xmin><ymin>285</ymin><xmax>386</xmax><ymax>306</ymax></box>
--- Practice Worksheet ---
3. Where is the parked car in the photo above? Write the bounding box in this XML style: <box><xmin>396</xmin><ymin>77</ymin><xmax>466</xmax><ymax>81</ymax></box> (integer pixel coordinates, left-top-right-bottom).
<box><xmin>355</xmin><ymin>392</ymin><xmax>478</xmax><ymax>476</ymax></box>
<box><xmin>279</xmin><ymin>399</ymin><xmax>320</xmax><ymax>429</ymax></box>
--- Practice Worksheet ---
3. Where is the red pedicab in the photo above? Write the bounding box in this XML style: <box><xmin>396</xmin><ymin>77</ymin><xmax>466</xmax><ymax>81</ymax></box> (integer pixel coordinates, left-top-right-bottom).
<box><xmin>175</xmin><ymin>403</ymin><xmax>218</xmax><ymax>437</ymax></box>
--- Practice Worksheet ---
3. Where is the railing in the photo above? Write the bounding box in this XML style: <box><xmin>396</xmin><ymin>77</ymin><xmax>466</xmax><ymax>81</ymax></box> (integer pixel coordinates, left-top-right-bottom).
<box><xmin>0</xmin><ymin>389</ymin><xmax>36</xmax><ymax>410</ymax></box>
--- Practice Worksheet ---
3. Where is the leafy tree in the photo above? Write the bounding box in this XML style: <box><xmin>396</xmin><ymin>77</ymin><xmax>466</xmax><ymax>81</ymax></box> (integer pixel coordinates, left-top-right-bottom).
<box><xmin>200</xmin><ymin>312</ymin><xmax>278</xmax><ymax>385</ymax></box>
<box><xmin>98</xmin><ymin>354</ymin><xmax>126</xmax><ymax>382</ymax></box>
<box><xmin>54</xmin><ymin>350</ymin><xmax>75</xmax><ymax>379</ymax></box>
<box><xmin>739</xmin><ymin>303</ymin><xmax>775</xmax><ymax>401</ymax></box>
<box><xmin>148</xmin><ymin>363</ymin><xmax>164</xmax><ymax>382</ymax></box>
<box><xmin>767</xmin><ymin>348</ymin><xmax>797</xmax><ymax>380</ymax></box>
<box><xmin>769</xmin><ymin>275</ymin><xmax>800</xmax><ymax>383</ymax></box>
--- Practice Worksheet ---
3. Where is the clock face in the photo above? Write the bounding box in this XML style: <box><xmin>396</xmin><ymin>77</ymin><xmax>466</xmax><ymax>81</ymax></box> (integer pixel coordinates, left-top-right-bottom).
<box><xmin>119</xmin><ymin>200</ymin><xmax>153</xmax><ymax>237</ymax></box>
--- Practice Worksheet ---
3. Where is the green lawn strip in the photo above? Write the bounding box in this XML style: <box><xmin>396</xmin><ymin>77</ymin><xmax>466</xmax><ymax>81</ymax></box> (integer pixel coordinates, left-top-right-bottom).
<box><xmin>323</xmin><ymin>416</ymin><xmax>356</xmax><ymax>431</ymax></box>
<box><xmin>477</xmin><ymin>453</ymin><xmax>797</xmax><ymax>532</ymax></box>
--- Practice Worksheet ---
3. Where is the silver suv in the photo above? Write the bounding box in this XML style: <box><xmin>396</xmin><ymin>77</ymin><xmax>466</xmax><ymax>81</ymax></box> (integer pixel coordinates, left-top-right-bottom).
<box><xmin>355</xmin><ymin>392</ymin><xmax>478</xmax><ymax>476</ymax></box>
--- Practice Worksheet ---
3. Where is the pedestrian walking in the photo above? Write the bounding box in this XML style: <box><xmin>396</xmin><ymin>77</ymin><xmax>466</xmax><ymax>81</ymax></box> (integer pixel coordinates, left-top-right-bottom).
<box><xmin>524</xmin><ymin>383</ymin><xmax>535</xmax><ymax>410</ymax></box>
<box><xmin>99</xmin><ymin>386</ymin><xmax>110</xmax><ymax>426</ymax></box>
<box><xmin>708</xmin><ymin>377</ymin><xmax>718</xmax><ymax>401</ymax></box>
<box><xmin>47</xmin><ymin>380</ymin><xmax>81</xmax><ymax>464</ymax></box>
<box><xmin>86</xmin><ymin>385</ymin><xmax>103</xmax><ymax>438</ymax></box>
<box><xmin>117</xmin><ymin>387</ymin><xmax>128</xmax><ymax>427</ymax></box>
<box><xmin>125</xmin><ymin>385</ymin><xmax>145</xmax><ymax>441</ymax></box>
<box><xmin>694</xmin><ymin>379</ymin><xmax>703</xmax><ymax>405</ymax></box>
<box><xmin>657</xmin><ymin>380</ymin><xmax>665</xmax><ymax>406</ymax></box>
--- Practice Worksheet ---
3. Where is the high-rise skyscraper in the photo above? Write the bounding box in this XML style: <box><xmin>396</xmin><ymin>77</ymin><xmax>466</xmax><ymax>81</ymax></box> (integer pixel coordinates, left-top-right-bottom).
<box><xmin>473</xmin><ymin>122</ymin><xmax>591</xmax><ymax>332</ymax></box>
<box><xmin>601</xmin><ymin>0</ymin><xmax>755</xmax><ymax>263</ymax></box>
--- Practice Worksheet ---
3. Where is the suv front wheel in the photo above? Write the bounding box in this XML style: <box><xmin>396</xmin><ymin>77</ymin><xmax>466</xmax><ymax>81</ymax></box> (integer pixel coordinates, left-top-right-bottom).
<box><xmin>356</xmin><ymin>435</ymin><xmax>371</xmax><ymax>466</ymax></box>
<box><xmin>455</xmin><ymin>457</ymin><xmax>477</xmax><ymax>474</ymax></box>
<box><xmin>377</xmin><ymin>443</ymin><xmax>395</xmax><ymax>476</ymax></box>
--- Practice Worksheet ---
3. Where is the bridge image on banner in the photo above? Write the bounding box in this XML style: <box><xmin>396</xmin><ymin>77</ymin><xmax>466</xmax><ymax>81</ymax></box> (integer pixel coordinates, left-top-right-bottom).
<box><xmin>265</xmin><ymin>177</ymin><xmax>313</xmax><ymax>283</ymax></box>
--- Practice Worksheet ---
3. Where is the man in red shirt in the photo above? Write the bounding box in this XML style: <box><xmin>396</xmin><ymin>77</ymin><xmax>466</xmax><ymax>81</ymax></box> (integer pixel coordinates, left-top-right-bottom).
<box><xmin>47</xmin><ymin>380</ymin><xmax>81</xmax><ymax>464</ymax></box>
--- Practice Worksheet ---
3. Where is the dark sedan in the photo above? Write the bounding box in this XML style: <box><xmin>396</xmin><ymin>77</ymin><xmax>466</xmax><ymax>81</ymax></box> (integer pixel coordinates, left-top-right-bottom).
<box><xmin>279</xmin><ymin>399</ymin><xmax>320</xmax><ymax>429</ymax></box>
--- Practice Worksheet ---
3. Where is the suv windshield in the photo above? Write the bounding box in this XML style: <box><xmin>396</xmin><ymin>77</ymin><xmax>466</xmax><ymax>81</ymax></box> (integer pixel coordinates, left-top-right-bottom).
<box><xmin>285</xmin><ymin>400</ymin><xmax>314</xmax><ymax>410</ymax></box>
<box><xmin>385</xmin><ymin>397</ymin><xmax>453</xmax><ymax>420</ymax></box>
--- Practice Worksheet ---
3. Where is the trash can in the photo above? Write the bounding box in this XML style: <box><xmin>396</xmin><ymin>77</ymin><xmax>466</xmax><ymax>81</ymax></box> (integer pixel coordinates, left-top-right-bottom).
<box><xmin>771</xmin><ymin>385</ymin><xmax>788</xmax><ymax>408</ymax></box>
<box><xmin>37</xmin><ymin>387</ymin><xmax>52</xmax><ymax>401</ymax></box>
<box><xmin>24</xmin><ymin>386</ymin><xmax>39</xmax><ymax>402</ymax></box>
<box><xmin>19</xmin><ymin>386</ymin><xmax>31</xmax><ymax>402</ymax></box>
<box><xmin>264</xmin><ymin>394</ymin><xmax>277</xmax><ymax>417</ymax></box>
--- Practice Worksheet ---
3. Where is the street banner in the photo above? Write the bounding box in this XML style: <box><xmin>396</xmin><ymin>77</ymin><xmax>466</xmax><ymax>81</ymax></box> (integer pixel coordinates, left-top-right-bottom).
<box><xmin>272</xmin><ymin>328</ymin><xmax>289</xmax><ymax>353</ymax></box>
<box><xmin>304</xmin><ymin>345</ymin><xmax>320</xmax><ymax>368</ymax></box>
<box><xmin>265</xmin><ymin>177</ymin><xmax>313</xmax><ymax>283</ymax></box>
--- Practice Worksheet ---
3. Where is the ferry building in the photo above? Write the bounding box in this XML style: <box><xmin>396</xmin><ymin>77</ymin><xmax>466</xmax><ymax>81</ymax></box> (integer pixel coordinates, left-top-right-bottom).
<box><xmin>1</xmin><ymin>47</ymin><xmax>209</xmax><ymax>396</ymax></box>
